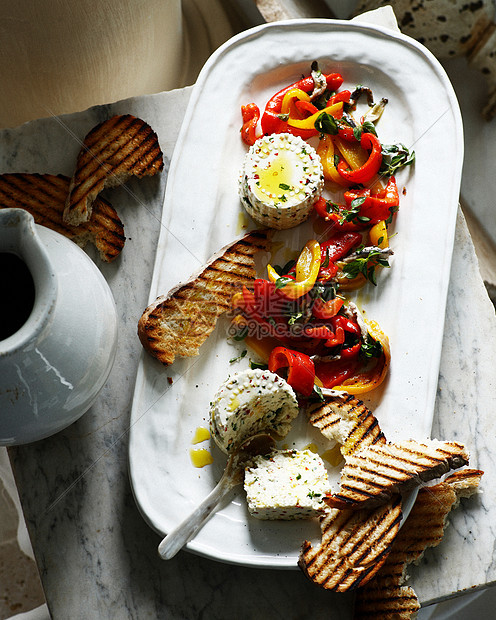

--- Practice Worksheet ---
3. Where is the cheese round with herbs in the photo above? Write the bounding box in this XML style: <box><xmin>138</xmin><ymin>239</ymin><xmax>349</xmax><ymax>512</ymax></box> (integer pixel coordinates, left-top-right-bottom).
<box><xmin>209</xmin><ymin>368</ymin><xmax>299</xmax><ymax>454</ymax></box>
<box><xmin>239</xmin><ymin>133</ymin><xmax>324</xmax><ymax>230</ymax></box>
<box><xmin>244</xmin><ymin>448</ymin><xmax>331</xmax><ymax>520</ymax></box>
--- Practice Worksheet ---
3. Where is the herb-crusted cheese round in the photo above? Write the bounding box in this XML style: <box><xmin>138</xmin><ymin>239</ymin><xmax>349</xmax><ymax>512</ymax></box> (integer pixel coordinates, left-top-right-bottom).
<box><xmin>239</xmin><ymin>133</ymin><xmax>324</xmax><ymax>230</ymax></box>
<box><xmin>209</xmin><ymin>368</ymin><xmax>299</xmax><ymax>454</ymax></box>
<box><xmin>244</xmin><ymin>448</ymin><xmax>331</xmax><ymax>520</ymax></box>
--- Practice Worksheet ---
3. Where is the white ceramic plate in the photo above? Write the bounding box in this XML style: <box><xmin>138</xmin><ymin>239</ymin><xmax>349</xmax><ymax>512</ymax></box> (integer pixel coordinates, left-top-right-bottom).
<box><xmin>128</xmin><ymin>19</ymin><xmax>463</xmax><ymax>569</ymax></box>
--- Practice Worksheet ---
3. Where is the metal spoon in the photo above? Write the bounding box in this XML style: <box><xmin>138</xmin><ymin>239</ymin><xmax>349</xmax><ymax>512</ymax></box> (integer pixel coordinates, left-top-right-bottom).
<box><xmin>158</xmin><ymin>433</ymin><xmax>275</xmax><ymax>560</ymax></box>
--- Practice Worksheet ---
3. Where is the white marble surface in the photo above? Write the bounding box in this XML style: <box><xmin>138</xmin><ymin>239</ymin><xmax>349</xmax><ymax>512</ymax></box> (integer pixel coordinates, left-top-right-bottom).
<box><xmin>2</xmin><ymin>79</ymin><xmax>496</xmax><ymax>620</ymax></box>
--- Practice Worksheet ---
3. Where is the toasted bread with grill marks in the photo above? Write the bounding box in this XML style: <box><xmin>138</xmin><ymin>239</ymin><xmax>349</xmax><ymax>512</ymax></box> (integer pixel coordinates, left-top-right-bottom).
<box><xmin>309</xmin><ymin>394</ymin><xmax>386</xmax><ymax>457</ymax></box>
<box><xmin>353</xmin><ymin>469</ymin><xmax>483</xmax><ymax>619</ymax></box>
<box><xmin>299</xmin><ymin>494</ymin><xmax>403</xmax><ymax>592</ymax></box>
<box><xmin>325</xmin><ymin>439</ymin><xmax>469</xmax><ymax>511</ymax></box>
<box><xmin>0</xmin><ymin>173</ymin><xmax>125</xmax><ymax>262</ymax></box>
<box><xmin>138</xmin><ymin>229</ymin><xmax>273</xmax><ymax>366</ymax></box>
<box><xmin>63</xmin><ymin>114</ymin><xmax>163</xmax><ymax>226</ymax></box>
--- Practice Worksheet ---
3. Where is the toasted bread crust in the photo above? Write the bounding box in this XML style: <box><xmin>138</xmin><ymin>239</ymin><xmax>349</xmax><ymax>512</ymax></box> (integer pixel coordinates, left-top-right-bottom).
<box><xmin>309</xmin><ymin>394</ymin><xmax>386</xmax><ymax>457</ymax></box>
<box><xmin>353</xmin><ymin>469</ymin><xmax>483</xmax><ymax>619</ymax></box>
<box><xmin>0</xmin><ymin>172</ymin><xmax>125</xmax><ymax>261</ymax></box>
<box><xmin>299</xmin><ymin>495</ymin><xmax>403</xmax><ymax>592</ymax></box>
<box><xmin>138</xmin><ymin>229</ymin><xmax>272</xmax><ymax>366</ymax></box>
<box><xmin>325</xmin><ymin>439</ymin><xmax>469</xmax><ymax>510</ymax></box>
<box><xmin>63</xmin><ymin>114</ymin><xmax>163</xmax><ymax>225</ymax></box>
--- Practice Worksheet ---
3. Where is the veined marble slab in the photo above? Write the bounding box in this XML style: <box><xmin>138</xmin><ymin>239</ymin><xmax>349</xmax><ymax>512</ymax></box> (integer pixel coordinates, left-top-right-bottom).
<box><xmin>3</xmin><ymin>83</ymin><xmax>495</xmax><ymax>618</ymax></box>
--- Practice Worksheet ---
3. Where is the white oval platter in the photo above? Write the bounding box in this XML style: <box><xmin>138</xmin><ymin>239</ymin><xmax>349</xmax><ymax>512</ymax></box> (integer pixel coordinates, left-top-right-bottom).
<box><xmin>128</xmin><ymin>19</ymin><xmax>463</xmax><ymax>569</ymax></box>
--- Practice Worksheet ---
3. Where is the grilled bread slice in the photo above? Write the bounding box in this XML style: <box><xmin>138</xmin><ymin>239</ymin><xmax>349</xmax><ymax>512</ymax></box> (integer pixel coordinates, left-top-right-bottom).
<box><xmin>63</xmin><ymin>114</ymin><xmax>163</xmax><ymax>226</ymax></box>
<box><xmin>354</xmin><ymin>469</ymin><xmax>483</xmax><ymax>619</ymax></box>
<box><xmin>325</xmin><ymin>439</ymin><xmax>469</xmax><ymax>510</ymax></box>
<box><xmin>299</xmin><ymin>494</ymin><xmax>403</xmax><ymax>592</ymax></box>
<box><xmin>309</xmin><ymin>394</ymin><xmax>386</xmax><ymax>457</ymax></box>
<box><xmin>0</xmin><ymin>173</ymin><xmax>125</xmax><ymax>262</ymax></box>
<box><xmin>138</xmin><ymin>229</ymin><xmax>272</xmax><ymax>366</ymax></box>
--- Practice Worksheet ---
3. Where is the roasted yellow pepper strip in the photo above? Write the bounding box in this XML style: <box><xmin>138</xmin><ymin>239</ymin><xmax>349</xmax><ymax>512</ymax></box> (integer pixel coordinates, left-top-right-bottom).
<box><xmin>267</xmin><ymin>239</ymin><xmax>321</xmax><ymax>300</ymax></box>
<box><xmin>333</xmin><ymin>319</ymin><xmax>391</xmax><ymax>394</ymax></box>
<box><xmin>287</xmin><ymin>102</ymin><xmax>343</xmax><ymax>129</ymax></box>
<box><xmin>369</xmin><ymin>220</ymin><xmax>389</xmax><ymax>249</ymax></box>
<box><xmin>281</xmin><ymin>88</ymin><xmax>311</xmax><ymax>115</ymax></box>
<box><xmin>316</xmin><ymin>134</ymin><xmax>349</xmax><ymax>187</ymax></box>
<box><xmin>332</xmin><ymin>134</ymin><xmax>369</xmax><ymax>170</ymax></box>
<box><xmin>334</xmin><ymin>263</ymin><xmax>367</xmax><ymax>291</ymax></box>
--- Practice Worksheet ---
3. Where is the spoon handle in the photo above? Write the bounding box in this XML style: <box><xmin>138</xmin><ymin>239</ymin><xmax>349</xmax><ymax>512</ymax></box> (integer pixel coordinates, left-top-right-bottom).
<box><xmin>158</xmin><ymin>473</ymin><xmax>235</xmax><ymax>560</ymax></box>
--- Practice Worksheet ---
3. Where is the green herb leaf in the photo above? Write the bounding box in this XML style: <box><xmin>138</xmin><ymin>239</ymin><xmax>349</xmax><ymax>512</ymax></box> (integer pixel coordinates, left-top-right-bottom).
<box><xmin>353</xmin><ymin>126</ymin><xmax>362</xmax><ymax>142</ymax></box>
<box><xmin>342</xmin><ymin>248</ymin><xmax>391</xmax><ymax>285</ymax></box>
<box><xmin>328</xmin><ymin>197</ymin><xmax>365</xmax><ymax>226</ymax></box>
<box><xmin>307</xmin><ymin>491</ymin><xmax>322</xmax><ymax>499</ymax></box>
<box><xmin>315</xmin><ymin>112</ymin><xmax>338</xmax><ymax>135</ymax></box>
<box><xmin>350</xmin><ymin>197</ymin><xmax>366</xmax><ymax>210</ymax></box>
<box><xmin>275</xmin><ymin>276</ymin><xmax>293</xmax><ymax>289</ymax></box>
<box><xmin>311</xmin><ymin>281</ymin><xmax>339</xmax><ymax>302</ymax></box>
<box><xmin>229</xmin><ymin>349</ymin><xmax>247</xmax><ymax>363</ymax></box>
<box><xmin>380</xmin><ymin>143</ymin><xmax>415</xmax><ymax>176</ymax></box>
<box><xmin>360</xmin><ymin>334</ymin><xmax>383</xmax><ymax>359</ymax></box>
<box><xmin>250</xmin><ymin>360</ymin><xmax>268</xmax><ymax>371</ymax></box>
<box><xmin>312</xmin><ymin>384</ymin><xmax>325</xmax><ymax>402</ymax></box>
<box><xmin>287</xmin><ymin>311</ymin><xmax>303</xmax><ymax>326</ymax></box>
<box><xmin>279</xmin><ymin>183</ymin><xmax>291</xmax><ymax>190</ymax></box>
<box><xmin>362</xmin><ymin>120</ymin><xmax>377</xmax><ymax>136</ymax></box>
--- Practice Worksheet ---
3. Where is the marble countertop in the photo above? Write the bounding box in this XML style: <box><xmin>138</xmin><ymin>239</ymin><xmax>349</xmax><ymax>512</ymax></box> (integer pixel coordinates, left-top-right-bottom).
<box><xmin>3</xmin><ymin>31</ymin><xmax>496</xmax><ymax>620</ymax></box>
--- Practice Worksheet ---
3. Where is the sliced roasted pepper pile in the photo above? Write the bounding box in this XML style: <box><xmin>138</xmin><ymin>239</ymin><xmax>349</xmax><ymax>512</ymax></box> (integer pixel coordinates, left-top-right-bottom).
<box><xmin>234</xmin><ymin>62</ymin><xmax>415</xmax><ymax>399</ymax></box>
<box><xmin>259</xmin><ymin>71</ymin><xmax>344</xmax><ymax>141</ymax></box>
<box><xmin>239</xmin><ymin>62</ymin><xmax>413</xmax><ymax>257</ymax></box>
<box><xmin>229</xmin><ymin>238</ymin><xmax>389</xmax><ymax>398</ymax></box>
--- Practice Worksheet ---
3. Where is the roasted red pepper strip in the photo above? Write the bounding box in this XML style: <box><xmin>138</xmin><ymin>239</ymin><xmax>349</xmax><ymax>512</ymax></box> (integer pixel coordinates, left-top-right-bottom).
<box><xmin>340</xmin><ymin>342</ymin><xmax>361</xmax><ymax>359</ymax></box>
<box><xmin>323</xmin><ymin>326</ymin><xmax>345</xmax><ymax>348</ymax></box>
<box><xmin>337</xmin><ymin>125</ymin><xmax>356</xmax><ymax>141</ymax></box>
<box><xmin>313</xmin><ymin>196</ymin><xmax>333</xmax><ymax>220</ymax></box>
<box><xmin>337</xmin><ymin>132</ymin><xmax>382</xmax><ymax>184</ymax></box>
<box><xmin>320</xmin><ymin>231</ymin><xmax>363</xmax><ymax>262</ymax></box>
<box><xmin>294</xmin><ymin>100</ymin><xmax>319</xmax><ymax>116</ymax></box>
<box><xmin>344</xmin><ymin>176</ymin><xmax>399</xmax><ymax>222</ymax></box>
<box><xmin>261</xmin><ymin>72</ymin><xmax>344</xmax><ymax>139</ymax></box>
<box><xmin>302</xmin><ymin>325</ymin><xmax>335</xmax><ymax>340</ymax></box>
<box><xmin>314</xmin><ymin>197</ymin><xmax>369</xmax><ymax>231</ymax></box>
<box><xmin>317</xmin><ymin>260</ymin><xmax>339</xmax><ymax>281</ymax></box>
<box><xmin>330</xmin><ymin>314</ymin><xmax>361</xmax><ymax>335</ymax></box>
<box><xmin>241</xmin><ymin>103</ymin><xmax>261</xmax><ymax>146</ymax></box>
<box><xmin>312</xmin><ymin>297</ymin><xmax>344</xmax><ymax>320</ymax></box>
<box><xmin>268</xmin><ymin>346</ymin><xmax>316</xmax><ymax>397</ymax></box>
<box><xmin>318</xmin><ymin>231</ymin><xmax>362</xmax><ymax>281</ymax></box>
<box><xmin>315</xmin><ymin>358</ymin><xmax>360</xmax><ymax>388</ymax></box>
<box><xmin>328</xmin><ymin>89</ymin><xmax>351</xmax><ymax>108</ymax></box>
